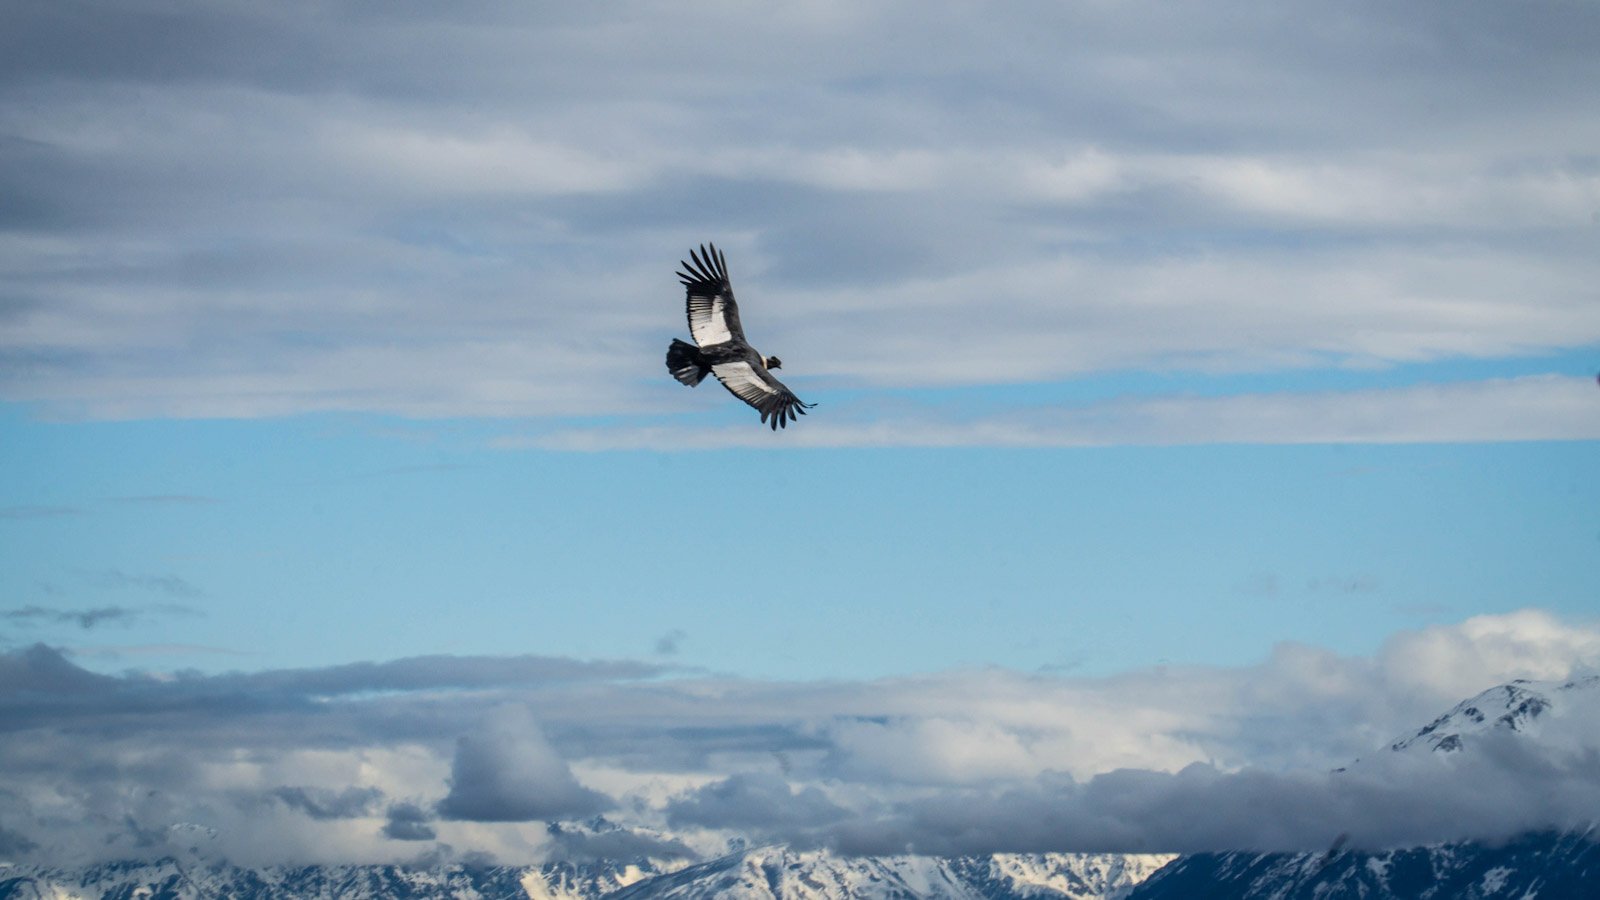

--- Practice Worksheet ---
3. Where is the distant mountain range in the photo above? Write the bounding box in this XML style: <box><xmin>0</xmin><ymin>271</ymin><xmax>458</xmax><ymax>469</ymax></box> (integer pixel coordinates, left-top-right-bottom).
<box><xmin>5</xmin><ymin>834</ymin><xmax>1597</xmax><ymax>900</ymax></box>
<box><xmin>0</xmin><ymin>851</ymin><xmax>1173</xmax><ymax>900</ymax></box>
<box><xmin>1126</xmin><ymin>827</ymin><xmax>1599</xmax><ymax>899</ymax></box>
<box><xmin>3</xmin><ymin>677</ymin><xmax>1596</xmax><ymax>899</ymax></box>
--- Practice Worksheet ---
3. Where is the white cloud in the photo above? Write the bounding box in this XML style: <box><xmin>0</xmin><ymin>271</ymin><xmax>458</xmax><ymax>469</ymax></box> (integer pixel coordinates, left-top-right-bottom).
<box><xmin>1</xmin><ymin>610</ymin><xmax>1598</xmax><ymax>861</ymax></box>
<box><xmin>1380</xmin><ymin>610</ymin><xmax>1600</xmax><ymax>699</ymax></box>
<box><xmin>825</xmin><ymin>717</ymin><xmax>1038</xmax><ymax>785</ymax></box>
<box><xmin>319</xmin><ymin>120</ymin><xmax>652</xmax><ymax>197</ymax></box>
<box><xmin>525</xmin><ymin>375</ymin><xmax>1600</xmax><ymax>450</ymax></box>
<box><xmin>3</xmin><ymin>2</ymin><xmax>1598</xmax><ymax>426</ymax></box>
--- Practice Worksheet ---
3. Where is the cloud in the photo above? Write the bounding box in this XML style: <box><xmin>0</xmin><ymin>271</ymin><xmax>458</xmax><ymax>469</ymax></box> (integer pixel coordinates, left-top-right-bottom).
<box><xmin>822</xmin><ymin>736</ymin><xmax>1600</xmax><ymax>856</ymax></box>
<box><xmin>524</xmin><ymin>376</ymin><xmax>1600</xmax><ymax>450</ymax></box>
<box><xmin>666</xmin><ymin>773</ymin><xmax>848</xmax><ymax>834</ymax></box>
<box><xmin>2</xmin><ymin>2</ymin><xmax>1597</xmax><ymax>428</ymax></box>
<box><xmin>270</xmin><ymin>786</ymin><xmax>383</xmax><ymax>821</ymax></box>
<box><xmin>823</xmin><ymin>717</ymin><xmax>1037</xmax><ymax>785</ymax></box>
<box><xmin>437</xmin><ymin>706</ymin><xmax>613</xmax><ymax>823</ymax></box>
<box><xmin>0</xmin><ymin>644</ymin><xmax>670</xmax><ymax>741</ymax></box>
<box><xmin>542</xmin><ymin>819</ymin><xmax>696</xmax><ymax>862</ymax></box>
<box><xmin>1379</xmin><ymin>610</ymin><xmax>1600</xmax><ymax>698</ymax></box>
<box><xmin>0</xmin><ymin>610</ymin><xmax>1597</xmax><ymax>864</ymax></box>
<box><xmin>382</xmin><ymin>803</ymin><xmax>437</xmax><ymax>842</ymax></box>
<box><xmin>0</xmin><ymin>824</ymin><xmax>38</xmax><ymax>857</ymax></box>
<box><xmin>83</xmin><ymin>569</ymin><xmax>205</xmax><ymax>599</ymax></box>
<box><xmin>4</xmin><ymin>605</ymin><xmax>146</xmax><ymax>629</ymax></box>
<box><xmin>231</xmin><ymin>653</ymin><xmax>671</xmax><ymax>697</ymax></box>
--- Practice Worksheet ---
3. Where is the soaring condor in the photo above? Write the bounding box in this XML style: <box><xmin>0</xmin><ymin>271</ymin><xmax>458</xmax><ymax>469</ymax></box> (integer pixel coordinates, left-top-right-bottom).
<box><xmin>665</xmin><ymin>243</ymin><xmax>814</xmax><ymax>429</ymax></box>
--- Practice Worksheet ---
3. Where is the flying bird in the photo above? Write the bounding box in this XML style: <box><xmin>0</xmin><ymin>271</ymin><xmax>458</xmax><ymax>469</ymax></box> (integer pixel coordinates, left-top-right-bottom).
<box><xmin>666</xmin><ymin>243</ymin><xmax>814</xmax><ymax>429</ymax></box>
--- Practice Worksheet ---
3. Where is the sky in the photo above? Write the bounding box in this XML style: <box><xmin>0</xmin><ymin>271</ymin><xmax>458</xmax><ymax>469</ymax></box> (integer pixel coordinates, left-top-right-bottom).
<box><xmin>2</xmin><ymin>0</ymin><xmax>1599</xmax><ymax>869</ymax></box>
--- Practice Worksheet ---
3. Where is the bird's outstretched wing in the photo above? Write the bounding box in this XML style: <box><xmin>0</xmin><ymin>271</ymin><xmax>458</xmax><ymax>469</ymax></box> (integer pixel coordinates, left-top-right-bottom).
<box><xmin>710</xmin><ymin>353</ymin><xmax>816</xmax><ymax>430</ymax></box>
<box><xmin>677</xmin><ymin>243</ymin><xmax>746</xmax><ymax>348</ymax></box>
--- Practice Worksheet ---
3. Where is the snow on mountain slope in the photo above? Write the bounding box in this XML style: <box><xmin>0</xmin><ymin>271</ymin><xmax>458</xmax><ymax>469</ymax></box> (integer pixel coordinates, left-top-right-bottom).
<box><xmin>0</xmin><ymin>851</ymin><xmax>1175</xmax><ymax>900</ymax></box>
<box><xmin>1327</xmin><ymin>674</ymin><xmax>1600</xmax><ymax>777</ymax></box>
<box><xmin>1126</xmin><ymin>827</ymin><xmax>1600</xmax><ymax>900</ymax></box>
<box><xmin>981</xmin><ymin>853</ymin><xmax>1172</xmax><ymax>899</ymax></box>
<box><xmin>0</xmin><ymin>858</ymin><xmax>668</xmax><ymax>900</ymax></box>
<box><xmin>1133</xmin><ymin>676</ymin><xmax>1600</xmax><ymax>898</ymax></box>
<box><xmin>1387</xmin><ymin>675</ymin><xmax>1599</xmax><ymax>755</ymax></box>
<box><xmin>606</xmin><ymin>847</ymin><xmax>1174</xmax><ymax>900</ymax></box>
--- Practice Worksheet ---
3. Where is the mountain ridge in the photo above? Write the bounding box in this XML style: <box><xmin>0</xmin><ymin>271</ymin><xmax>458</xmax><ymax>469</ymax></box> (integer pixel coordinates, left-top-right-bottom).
<box><xmin>1126</xmin><ymin>827</ymin><xmax>1600</xmax><ymax>900</ymax></box>
<box><xmin>0</xmin><ymin>850</ymin><xmax>1176</xmax><ymax>900</ymax></box>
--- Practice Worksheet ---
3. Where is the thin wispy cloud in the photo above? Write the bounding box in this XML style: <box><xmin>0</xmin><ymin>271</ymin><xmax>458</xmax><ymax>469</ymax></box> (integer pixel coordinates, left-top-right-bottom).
<box><xmin>2</xmin><ymin>603</ymin><xmax>198</xmax><ymax>630</ymax></box>
<box><xmin>522</xmin><ymin>376</ymin><xmax>1600</xmax><ymax>450</ymax></box>
<box><xmin>654</xmin><ymin>630</ymin><xmax>688</xmax><ymax>656</ymax></box>
<box><xmin>82</xmin><ymin>568</ymin><xmax>206</xmax><ymax>599</ymax></box>
<box><xmin>3</xmin><ymin>605</ymin><xmax>143</xmax><ymax>629</ymax></box>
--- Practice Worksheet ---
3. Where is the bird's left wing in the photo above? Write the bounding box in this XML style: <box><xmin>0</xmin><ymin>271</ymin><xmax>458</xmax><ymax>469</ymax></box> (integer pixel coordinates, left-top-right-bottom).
<box><xmin>710</xmin><ymin>356</ymin><xmax>815</xmax><ymax>430</ymax></box>
<box><xmin>677</xmin><ymin>243</ymin><xmax>746</xmax><ymax>348</ymax></box>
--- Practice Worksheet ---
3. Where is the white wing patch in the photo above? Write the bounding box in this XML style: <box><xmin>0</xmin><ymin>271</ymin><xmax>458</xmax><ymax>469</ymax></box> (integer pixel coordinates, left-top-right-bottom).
<box><xmin>688</xmin><ymin>295</ymin><xmax>734</xmax><ymax>347</ymax></box>
<box><xmin>708</xmin><ymin>357</ymin><xmax>814</xmax><ymax>429</ymax></box>
<box><xmin>712</xmin><ymin>361</ymin><xmax>778</xmax><ymax>401</ymax></box>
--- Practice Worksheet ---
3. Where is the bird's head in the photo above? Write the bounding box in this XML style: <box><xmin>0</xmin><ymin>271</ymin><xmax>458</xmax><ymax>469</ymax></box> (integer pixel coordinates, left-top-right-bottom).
<box><xmin>765</xmin><ymin>356</ymin><xmax>783</xmax><ymax>370</ymax></box>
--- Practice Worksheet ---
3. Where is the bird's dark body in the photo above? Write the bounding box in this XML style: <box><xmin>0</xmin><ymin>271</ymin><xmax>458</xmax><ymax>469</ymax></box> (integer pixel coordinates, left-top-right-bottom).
<box><xmin>667</xmin><ymin>339</ymin><xmax>768</xmax><ymax>386</ymax></box>
<box><xmin>665</xmin><ymin>243</ymin><xmax>813</xmax><ymax>429</ymax></box>
<box><xmin>701</xmin><ymin>343</ymin><xmax>758</xmax><ymax>366</ymax></box>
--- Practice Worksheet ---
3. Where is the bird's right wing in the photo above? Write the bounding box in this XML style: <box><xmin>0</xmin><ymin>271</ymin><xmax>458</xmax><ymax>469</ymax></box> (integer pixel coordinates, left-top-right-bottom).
<box><xmin>710</xmin><ymin>357</ymin><xmax>815</xmax><ymax>430</ymax></box>
<box><xmin>677</xmin><ymin>243</ymin><xmax>746</xmax><ymax>348</ymax></box>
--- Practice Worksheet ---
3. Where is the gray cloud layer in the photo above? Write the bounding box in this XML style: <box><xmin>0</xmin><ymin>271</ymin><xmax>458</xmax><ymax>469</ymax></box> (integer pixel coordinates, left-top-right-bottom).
<box><xmin>2</xmin><ymin>1</ymin><xmax>1596</xmax><ymax>431</ymax></box>
<box><xmin>818</xmin><ymin>738</ymin><xmax>1600</xmax><ymax>856</ymax></box>
<box><xmin>0</xmin><ymin>610</ymin><xmax>1596</xmax><ymax>865</ymax></box>
<box><xmin>666</xmin><ymin>773</ymin><xmax>849</xmax><ymax>833</ymax></box>
<box><xmin>437</xmin><ymin>706</ymin><xmax>612</xmax><ymax>823</ymax></box>
<box><xmin>271</xmin><ymin>786</ymin><xmax>383</xmax><ymax>822</ymax></box>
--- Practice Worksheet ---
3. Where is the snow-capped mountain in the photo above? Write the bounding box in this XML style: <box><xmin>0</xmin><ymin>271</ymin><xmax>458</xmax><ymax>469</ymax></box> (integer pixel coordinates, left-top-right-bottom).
<box><xmin>1329</xmin><ymin>673</ymin><xmax>1600</xmax><ymax>775</ymax></box>
<box><xmin>1387</xmin><ymin>675</ymin><xmax>1598</xmax><ymax>755</ymax></box>
<box><xmin>0</xmin><ymin>851</ymin><xmax>1174</xmax><ymax>900</ymax></box>
<box><xmin>0</xmin><ymin>858</ymin><xmax>667</xmax><ymax>900</ymax></box>
<box><xmin>1125</xmin><ymin>827</ymin><xmax>1600</xmax><ymax>900</ymax></box>
<box><xmin>606</xmin><ymin>847</ymin><xmax>1174</xmax><ymax>900</ymax></box>
<box><xmin>1133</xmin><ymin>675</ymin><xmax>1600</xmax><ymax>899</ymax></box>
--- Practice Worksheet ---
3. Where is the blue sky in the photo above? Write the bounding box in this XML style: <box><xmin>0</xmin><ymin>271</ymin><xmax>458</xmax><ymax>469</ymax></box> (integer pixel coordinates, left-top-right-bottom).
<box><xmin>4</xmin><ymin>412</ymin><xmax>1599</xmax><ymax>680</ymax></box>
<box><xmin>2</xmin><ymin>0</ymin><xmax>1599</xmax><ymax>868</ymax></box>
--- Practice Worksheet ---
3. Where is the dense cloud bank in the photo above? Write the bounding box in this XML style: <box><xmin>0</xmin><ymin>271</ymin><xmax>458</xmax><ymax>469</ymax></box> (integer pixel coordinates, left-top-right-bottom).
<box><xmin>0</xmin><ymin>611</ymin><xmax>1596</xmax><ymax>865</ymax></box>
<box><xmin>819</xmin><ymin>739</ymin><xmax>1600</xmax><ymax>856</ymax></box>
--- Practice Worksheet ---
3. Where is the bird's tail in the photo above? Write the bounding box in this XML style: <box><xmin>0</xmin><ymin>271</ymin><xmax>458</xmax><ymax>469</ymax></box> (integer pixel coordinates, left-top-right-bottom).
<box><xmin>666</xmin><ymin>339</ymin><xmax>710</xmax><ymax>387</ymax></box>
